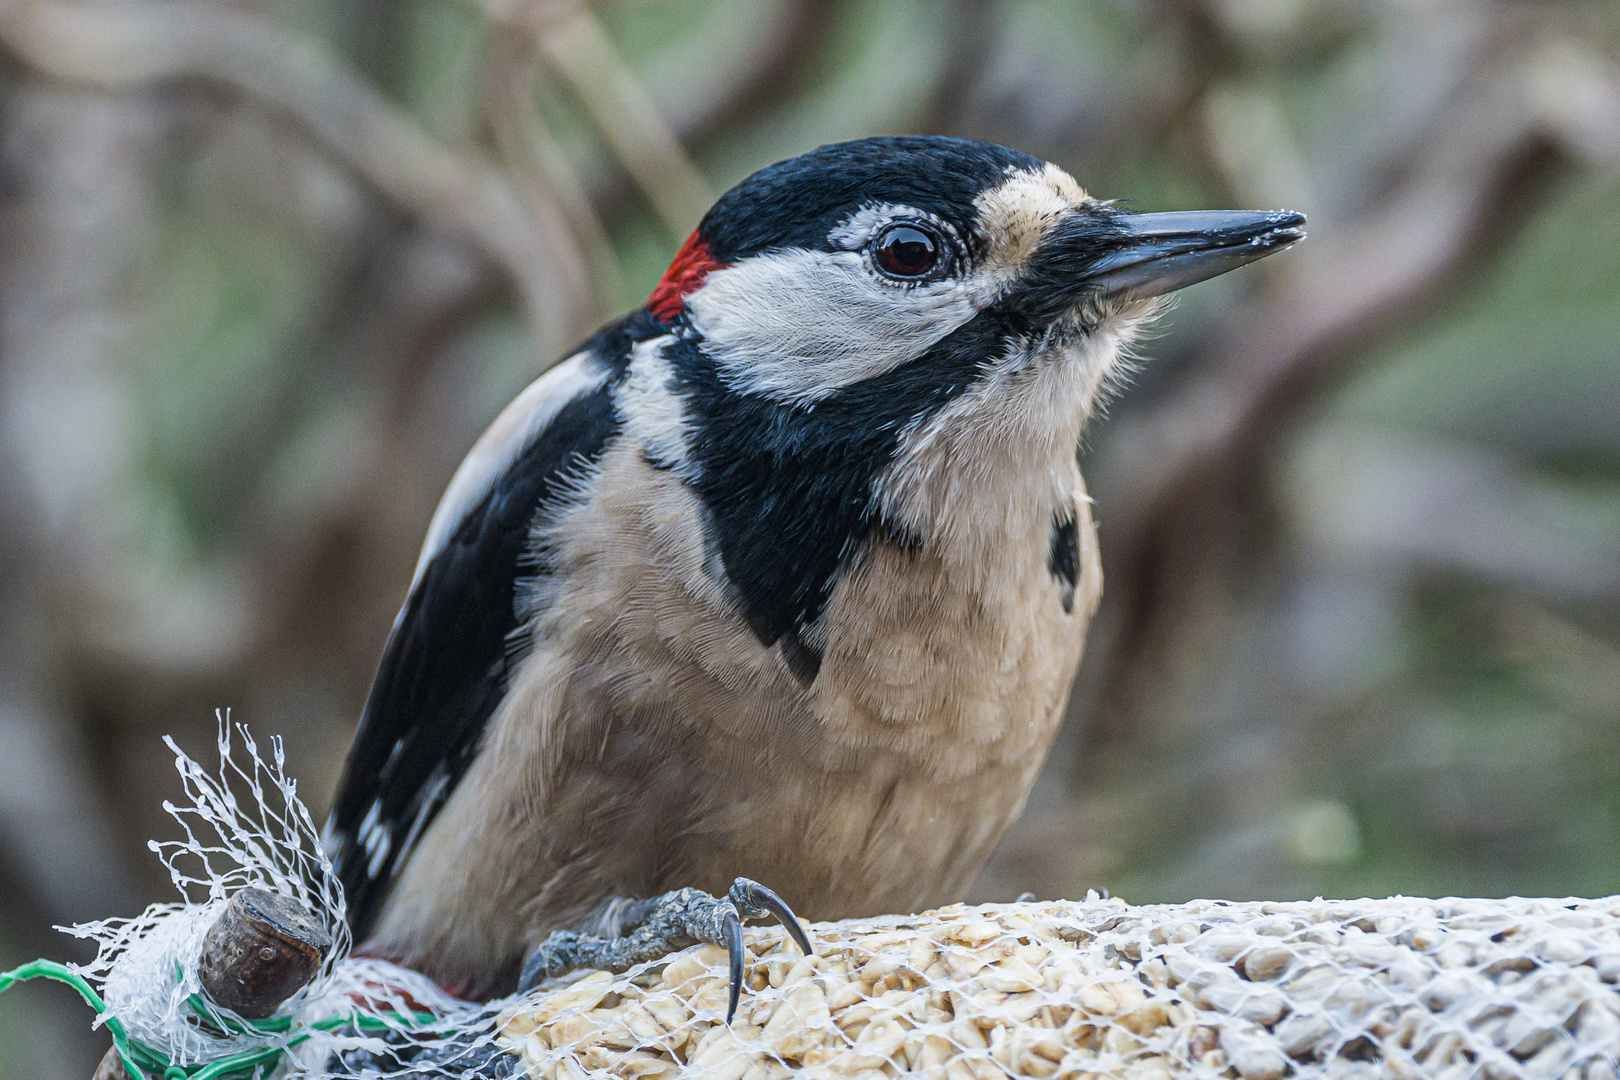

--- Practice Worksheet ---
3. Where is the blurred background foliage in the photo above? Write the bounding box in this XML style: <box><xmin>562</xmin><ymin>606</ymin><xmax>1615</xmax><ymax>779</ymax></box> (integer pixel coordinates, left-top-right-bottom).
<box><xmin>0</xmin><ymin>0</ymin><xmax>1617</xmax><ymax>1072</ymax></box>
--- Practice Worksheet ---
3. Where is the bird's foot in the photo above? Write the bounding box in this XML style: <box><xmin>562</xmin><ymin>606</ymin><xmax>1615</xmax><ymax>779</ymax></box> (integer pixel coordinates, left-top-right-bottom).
<box><xmin>517</xmin><ymin>878</ymin><xmax>813</xmax><ymax>1023</ymax></box>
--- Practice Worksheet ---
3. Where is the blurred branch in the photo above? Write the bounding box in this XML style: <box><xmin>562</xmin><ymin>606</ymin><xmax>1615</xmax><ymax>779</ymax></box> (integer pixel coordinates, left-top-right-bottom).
<box><xmin>485</xmin><ymin>20</ymin><xmax>623</xmax><ymax>309</ymax></box>
<box><xmin>1200</xmin><ymin>85</ymin><xmax>1320</xmax><ymax>219</ymax></box>
<box><xmin>536</xmin><ymin>9</ymin><xmax>712</xmax><ymax>234</ymax></box>
<box><xmin>487</xmin><ymin>0</ymin><xmax>713</xmax><ymax>237</ymax></box>
<box><xmin>1493</xmin><ymin>599</ymin><xmax>1620</xmax><ymax>725</ymax></box>
<box><xmin>646</xmin><ymin>0</ymin><xmax>844</xmax><ymax>147</ymax></box>
<box><xmin>1291</xmin><ymin>428</ymin><xmax>1620</xmax><ymax>601</ymax></box>
<box><xmin>1104</xmin><ymin>39</ymin><xmax>1620</xmax><ymax>545</ymax></box>
<box><xmin>922</xmin><ymin>0</ymin><xmax>998</xmax><ymax>134</ymax></box>
<box><xmin>0</xmin><ymin>0</ymin><xmax>594</xmax><ymax>358</ymax></box>
<box><xmin>1078</xmin><ymin>37</ymin><xmax>1620</xmax><ymax>746</ymax></box>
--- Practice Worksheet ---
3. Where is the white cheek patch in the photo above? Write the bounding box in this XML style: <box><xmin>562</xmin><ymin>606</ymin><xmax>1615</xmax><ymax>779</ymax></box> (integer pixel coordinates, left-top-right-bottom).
<box><xmin>685</xmin><ymin>248</ymin><xmax>979</xmax><ymax>406</ymax></box>
<box><xmin>412</xmin><ymin>352</ymin><xmax>610</xmax><ymax>588</ymax></box>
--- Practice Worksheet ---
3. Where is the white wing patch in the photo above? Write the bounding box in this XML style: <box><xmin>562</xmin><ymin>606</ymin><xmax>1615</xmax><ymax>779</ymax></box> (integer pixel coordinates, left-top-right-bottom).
<box><xmin>392</xmin><ymin>766</ymin><xmax>450</xmax><ymax>883</ymax></box>
<box><xmin>358</xmin><ymin>798</ymin><xmax>391</xmax><ymax>880</ymax></box>
<box><xmin>411</xmin><ymin>352</ymin><xmax>612</xmax><ymax>589</ymax></box>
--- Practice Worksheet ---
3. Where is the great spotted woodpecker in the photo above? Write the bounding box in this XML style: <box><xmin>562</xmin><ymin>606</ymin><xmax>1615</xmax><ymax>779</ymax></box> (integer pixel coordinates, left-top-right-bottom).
<box><xmin>323</xmin><ymin>136</ymin><xmax>1304</xmax><ymax>1017</ymax></box>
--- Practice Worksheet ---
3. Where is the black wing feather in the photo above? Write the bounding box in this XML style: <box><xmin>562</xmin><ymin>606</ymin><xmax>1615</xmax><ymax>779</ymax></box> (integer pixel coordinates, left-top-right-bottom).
<box><xmin>327</xmin><ymin>344</ymin><xmax>631</xmax><ymax>941</ymax></box>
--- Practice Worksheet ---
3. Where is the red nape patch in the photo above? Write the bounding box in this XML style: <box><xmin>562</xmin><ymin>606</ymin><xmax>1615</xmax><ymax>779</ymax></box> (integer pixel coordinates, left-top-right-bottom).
<box><xmin>647</xmin><ymin>230</ymin><xmax>721</xmax><ymax>323</ymax></box>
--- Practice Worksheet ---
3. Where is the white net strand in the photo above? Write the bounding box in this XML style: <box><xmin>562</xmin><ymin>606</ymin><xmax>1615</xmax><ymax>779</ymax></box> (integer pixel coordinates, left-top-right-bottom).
<box><xmin>54</xmin><ymin>716</ymin><xmax>507</xmax><ymax>1078</ymax></box>
<box><xmin>57</xmin><ymin>713</ymin><xmax>351</xmax><ymax>1067</ymax></box>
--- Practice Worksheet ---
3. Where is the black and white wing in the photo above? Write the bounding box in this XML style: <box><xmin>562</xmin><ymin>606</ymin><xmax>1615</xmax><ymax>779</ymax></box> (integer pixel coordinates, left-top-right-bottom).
<box><xmin>325</xmin><ymin>321</ymin><xmax>638</xmax><ymax>941</ymax></box>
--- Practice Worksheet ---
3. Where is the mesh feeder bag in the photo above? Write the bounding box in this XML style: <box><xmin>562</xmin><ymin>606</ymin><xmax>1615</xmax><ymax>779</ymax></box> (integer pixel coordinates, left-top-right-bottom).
<box><xmin>502</xmin><ymin>893</ymin><xmax>1620</xmax><ymax>1080</ymax></box>
<box><xmin>3</xmin><ymin>726</ymin><xmax>1618</xmax><ymax>1080</ymax></box>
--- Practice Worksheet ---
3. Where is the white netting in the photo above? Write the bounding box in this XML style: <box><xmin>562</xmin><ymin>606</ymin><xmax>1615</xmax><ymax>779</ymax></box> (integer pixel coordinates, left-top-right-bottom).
<box><xmin>58</xmin><ymin>716</ymin><xmax>505</xmax><ymax>1078</ymax></box>
<box><xmin>45</xmin><ymin>722</ymin><xmax>1620</xmax><ymax>1080</ymax></box>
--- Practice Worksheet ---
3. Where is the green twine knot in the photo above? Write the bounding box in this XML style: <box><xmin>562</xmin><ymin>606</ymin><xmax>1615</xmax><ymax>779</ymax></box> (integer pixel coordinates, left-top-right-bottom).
<box><xmin>1</xmin><ymin>959</ymin><xmax>432</xmax><ymax>1080</ymax></box>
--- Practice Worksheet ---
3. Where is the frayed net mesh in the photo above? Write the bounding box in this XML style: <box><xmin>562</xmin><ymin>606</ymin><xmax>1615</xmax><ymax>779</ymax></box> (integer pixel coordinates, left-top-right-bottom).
<box><xmin>33</xmin><ymin>721</ymin><xmax>1620</xmax><ymax>1079</ymax></box>
<box><xmin>56</xmin><ymin>717</ymin><xmax>508</xmax><ymax>1078</ymax></box>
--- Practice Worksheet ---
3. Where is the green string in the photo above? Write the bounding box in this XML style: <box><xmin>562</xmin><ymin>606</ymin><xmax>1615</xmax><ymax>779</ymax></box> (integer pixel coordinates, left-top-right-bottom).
<box><xmin>1</xmin><ymin>959</ymin><xmax>436</xmax><ymax>1080</ymax></box>
<box><xmin>0</xmin><ymin>961</ymin><xmax>160</xmax><ymax>1079</ymax></box>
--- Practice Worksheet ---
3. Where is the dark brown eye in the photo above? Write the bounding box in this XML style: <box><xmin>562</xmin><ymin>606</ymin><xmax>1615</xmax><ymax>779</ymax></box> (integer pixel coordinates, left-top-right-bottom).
<box><xmin>873</xmin><ymin>224</ymin><xmax>940</xmax><ymax>279</ymax></box>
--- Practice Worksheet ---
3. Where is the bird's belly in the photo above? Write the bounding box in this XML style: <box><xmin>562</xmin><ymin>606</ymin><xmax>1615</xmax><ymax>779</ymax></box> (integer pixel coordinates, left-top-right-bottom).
<box><xmin>520</xmin><ymin>448</ymin><xmax>1093</xmax><ymax>921</ymax></box>
<box><xmin>371</xmin><ymin>443</ymin><xmax>1098</xmax><ymax>985</ymax></box>
<box><xmin>675</xmin><ymin>758</ymin><xmax>1043</xmax><ymax>920</ymax></box>
<box><xmin>508</xmin><ymin>655</ymin><xmax>1065</xmax><ymax>926</ymax></box>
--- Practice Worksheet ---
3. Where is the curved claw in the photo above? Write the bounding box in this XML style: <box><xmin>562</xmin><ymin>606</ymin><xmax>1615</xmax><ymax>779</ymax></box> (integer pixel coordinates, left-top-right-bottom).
<box><xmin>729</xmin><ymin>878</ymin><xmax>815</xmax><ymax>959</ymax></box>
<box><xmin>723</xmin><ymin>910</ymin><xmax>745</xmax><ymax>1025</ymax></box>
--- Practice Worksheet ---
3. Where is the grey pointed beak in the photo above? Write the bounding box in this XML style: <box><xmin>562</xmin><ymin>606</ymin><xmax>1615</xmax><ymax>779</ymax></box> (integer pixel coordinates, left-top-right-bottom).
<box><xmin>1083</xmin><ymin>209</ymin><xmax>1307</xmax><ymax>299</ymax></box>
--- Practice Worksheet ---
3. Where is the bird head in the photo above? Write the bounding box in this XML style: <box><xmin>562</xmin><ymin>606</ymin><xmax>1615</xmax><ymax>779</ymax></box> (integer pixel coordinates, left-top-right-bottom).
<box><xmin>627</xmin><ymin>136</ymin><xmax>1304</xmax><ymax>663</ymax></box>
<box><xmin>646</xmin><ymin>136</ymin><xmax>1303</xmax><ymax>412</ymax></box>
